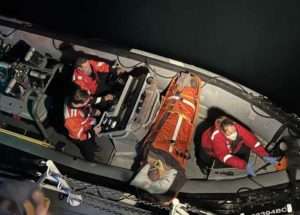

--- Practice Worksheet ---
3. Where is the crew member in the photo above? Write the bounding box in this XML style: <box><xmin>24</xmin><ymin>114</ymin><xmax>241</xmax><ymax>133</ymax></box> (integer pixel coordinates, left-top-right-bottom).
<box><xmin>72</xmin><ymin>57</ymin><xmax>125</xmax><ymax>96</ymax></box>
<box><xmin>64</xmin><ymin>89</ymin><xmax>104</xmax><ymax>162</ymax></box>
<box><xmin>201</xmin><ymin>116</ymin><xmax>277</xmax><ymax>176</ymax></box>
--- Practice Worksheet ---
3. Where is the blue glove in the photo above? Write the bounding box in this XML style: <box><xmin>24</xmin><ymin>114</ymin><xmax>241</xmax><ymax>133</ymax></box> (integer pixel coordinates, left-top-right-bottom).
<box><xmin>263</xmin><ymin>156</ymin><xmax>278</xmax><ymax>165</ymax></box>
<box><xmin>246</xmin><ymin>162</ymin><xmax>256</xmax><ymax>177</ymax></box>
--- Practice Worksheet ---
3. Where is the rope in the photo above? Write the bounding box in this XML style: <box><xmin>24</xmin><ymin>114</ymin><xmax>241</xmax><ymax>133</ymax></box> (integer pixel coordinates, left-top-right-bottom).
<box><xmin>0</xmin><ymin>128</ymin><xmax>53</xmax><ymax>148</ymax></box>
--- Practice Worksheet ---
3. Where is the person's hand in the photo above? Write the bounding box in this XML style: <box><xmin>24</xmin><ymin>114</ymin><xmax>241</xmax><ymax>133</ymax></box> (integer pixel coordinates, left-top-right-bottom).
<box><xmin>116</xmin><ymin>67</ymin><xmax>127</xmax><ymax>75</ymax></box>
<box><xmin>263</xmin><ymin>156</ymin><xmax>278</xmax><ymax>165</ymax></box>
<box><xmin>93</xmin><ymin>109</ymin><xmax>101</xmax><ymax>117</ymax></box>
<box><xmin>32</xmin><ymin>190</ymin><xmax>50</xmax><ymax>215</ymax></box>
<box><xmin>93</xmin><ymin>125</ymin><xmax>102</xmax><ymax>135</ymax></box>
<box><xmin>246</xmin><ymin>162</ymin><xmax>256</xmax><ymax>177</ymax></box>
<box><xmin>23</xmin><ymin>190</ymin><xmax>50</xmax><ymax>215</ymax></box>
<box><xmin>104</xmin><ymin>94</ymin><xmax>114</xmax><ymax>101</ymax></box>
<box><xmin>90</xmin><ymin>118</ymin><xmax>96</xmax><ymax>125</ymax></box>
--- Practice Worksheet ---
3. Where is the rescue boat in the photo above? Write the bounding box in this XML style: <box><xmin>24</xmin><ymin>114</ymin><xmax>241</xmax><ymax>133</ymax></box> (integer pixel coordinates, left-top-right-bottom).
<box><xmin>0</xmin><ymin>16</ymin><xmax>299</xmax><ymax>214</ymax></box>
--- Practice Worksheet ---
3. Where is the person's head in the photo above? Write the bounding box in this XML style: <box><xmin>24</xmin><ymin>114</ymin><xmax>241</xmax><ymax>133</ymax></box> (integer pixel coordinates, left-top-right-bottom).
<box><xmin>71</xmin><ymin>89</ymin><xmax>91</xmax><ymax>108</ymax></box>
<box><xmin>75</xmin><ymin>57</ymin><xmax>92</xmax><ymax>75</ymax></box>
<box><xmin>148</xmin><ymin>166</ymin><xmax>160</xmax><ymax>181</ymax></box>
<box><xmin>148</xmin><ymin>160</ymin><xmax>164</xmax><ymax>181</ymax></box>
<box><xmin>220</xmin><ymin>118</ymin><xmax>238</xmax><ymax>141</ymax></box>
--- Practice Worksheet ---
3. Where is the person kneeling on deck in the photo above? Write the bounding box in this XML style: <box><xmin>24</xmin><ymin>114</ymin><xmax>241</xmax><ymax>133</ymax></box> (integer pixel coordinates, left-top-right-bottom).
<box><xmin>201</xmin><ymin>116</ymin><xmax>278</xmax><ymax>176</ymax></box>
<box><xmin>64</xmin><ymin>89</ymin><xmax>105</xmax><ymax>162</ymax></box>
<box><xmin>72</xmin><ymin>57</ymin><xmax>125</xmax><ymax>97</ymax></box>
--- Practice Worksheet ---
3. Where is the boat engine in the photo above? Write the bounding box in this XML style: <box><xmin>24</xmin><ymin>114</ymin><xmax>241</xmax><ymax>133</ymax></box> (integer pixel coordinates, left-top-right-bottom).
<box><xmin>0</xmin><ymin>40</ymin><xmax>63</xmax><ymax>122</ymax></box>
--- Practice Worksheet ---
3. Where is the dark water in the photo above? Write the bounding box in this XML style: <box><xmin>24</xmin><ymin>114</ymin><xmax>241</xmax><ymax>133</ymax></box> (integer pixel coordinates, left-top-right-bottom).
<box><xmin>1</xmin><ymin>0</ymin><xmax>300</xmax><ymax>114</ymax></box>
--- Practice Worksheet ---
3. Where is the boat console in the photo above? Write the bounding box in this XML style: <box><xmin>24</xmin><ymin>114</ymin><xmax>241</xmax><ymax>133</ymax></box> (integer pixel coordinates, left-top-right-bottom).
<box><xmin>97</xmin><ymin>67</ymin><xmax>160</xmax><ymax>140</ymax></box>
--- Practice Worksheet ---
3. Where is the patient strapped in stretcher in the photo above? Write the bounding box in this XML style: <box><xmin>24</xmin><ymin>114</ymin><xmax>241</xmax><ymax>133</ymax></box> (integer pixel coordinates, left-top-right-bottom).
<box><xmin>131</xmin><ymin>72</ymin><xmax>202</xmax><ymax>203</ymax></box>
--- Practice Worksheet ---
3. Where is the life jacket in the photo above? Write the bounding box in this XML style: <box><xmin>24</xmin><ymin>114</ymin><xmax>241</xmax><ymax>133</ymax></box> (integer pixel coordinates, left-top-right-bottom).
<box><xmin>201</xmin><ymin>117</ymin><xmax>269</xmax><ymax>169</ymax></box>
<box><xmin>64</xmin><ymin>102</ymin><xmax>96</xmax><ymax>141</ymax></box>
<box><xmin>72</xmin><ymin>60</ymin><xmax>110</xmax><ymax>95</ymax></box>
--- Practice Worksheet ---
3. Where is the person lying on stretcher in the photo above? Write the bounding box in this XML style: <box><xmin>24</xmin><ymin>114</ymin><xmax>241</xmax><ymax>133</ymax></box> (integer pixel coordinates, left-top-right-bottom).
<box><xmin>135</xmin><ymin>158</ymin><xmax>178</xmax><ymax>194</ymax></box>
<box><xmin>130</xmin><ymin>149</ymin><xmax>186</xmax><ymax>204</ymax></box>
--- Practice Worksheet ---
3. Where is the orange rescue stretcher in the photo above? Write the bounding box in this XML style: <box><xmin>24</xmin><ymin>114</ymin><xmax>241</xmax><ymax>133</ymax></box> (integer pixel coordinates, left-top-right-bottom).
<box><xmin>131</xmin><ymin>73</ymin><xmax>202</xmax><ymax>203</ymax></box>
<box><xmin>147</xmin><ymin>72</ymin><xmax>202</xmax><ymax>169</ymax></box>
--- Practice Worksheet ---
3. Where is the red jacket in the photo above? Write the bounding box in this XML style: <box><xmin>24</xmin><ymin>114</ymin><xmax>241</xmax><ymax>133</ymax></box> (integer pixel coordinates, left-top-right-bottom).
<box><xmin>64</xmin><ymin>103</ymin><xmax>96</xmax><ymax>141</ymax></box>
<box><xmin>72</xmin><ymin>60</ymin><xmax>110</xmax><ymax>95</ymax></box>
<box><xmin>201</xmin><ymin>120</ymin><xmax>269</xmax><ymax>169</ymax></box>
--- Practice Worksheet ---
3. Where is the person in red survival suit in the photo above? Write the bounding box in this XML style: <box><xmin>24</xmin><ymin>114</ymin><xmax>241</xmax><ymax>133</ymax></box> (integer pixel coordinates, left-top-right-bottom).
<box><xmin>64</xmin><ymin>89</ymin><xmax>104</xmax><ymax>162</ymax></box>
<box><xmin>72</xmin><ymin>57</ymin><xmax>125</xmax><ymax>96</ymax></box>
<box><xmin>201</xmin><ymin>116</ymin><xmax>278</xmax><ymax>176</ymax></box>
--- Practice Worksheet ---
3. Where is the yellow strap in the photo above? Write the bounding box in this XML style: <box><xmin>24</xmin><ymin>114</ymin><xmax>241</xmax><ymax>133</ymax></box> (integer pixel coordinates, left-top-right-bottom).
<box><xmin>0</xmin><ymin>128</ymin><xmax>53</xmax><ymax>148</ymax></box>
<box><xmin>167</xmin><ymin>110</ymin><xmax>192</xmax><ymax>123</ymax></box>
<box><xmin>180</xmin><ymin>94</ymin><xmax>195</xmax><ymax>101</ymax></box>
